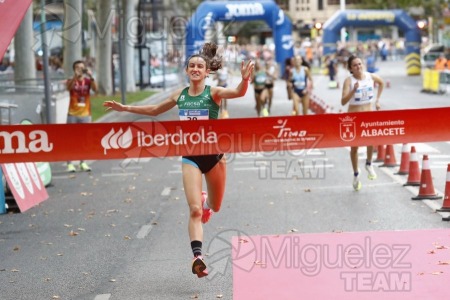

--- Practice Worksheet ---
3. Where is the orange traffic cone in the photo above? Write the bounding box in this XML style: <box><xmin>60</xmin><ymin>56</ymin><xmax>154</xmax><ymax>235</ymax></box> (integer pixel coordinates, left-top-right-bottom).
<box><xmin>404</xmin><ymin>146</ymin><xmax>421</xmax><ymax>186</ymax></box>
<box><xmin>437</xmin><ymin>164</ymin><xmax>450</xmax><ymax>212</ymax></box>
<box><xmin>395</xmin><ymin>144</ymin><xmax>410</xmax><ymax>175</ymax></box>
<box><xmin>374</xmin><ymin>145</ymin><xmax>385</xmax><ymax>163</ymax></box>
<box><xmin>411</xmin><ymin>155</ymin><xmax>442</xmax><ymax>200</ymax></box>
<box><xmin>380</xmin><ymin>144</ymin><xmax>398</xmax><ymax>167</ymax></box>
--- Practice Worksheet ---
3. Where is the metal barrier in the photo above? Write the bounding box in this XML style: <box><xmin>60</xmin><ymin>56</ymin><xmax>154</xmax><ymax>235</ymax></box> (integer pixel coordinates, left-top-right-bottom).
<box><xmin>440</xmin><ymin>70</ymin><xmax>450</xmax><ymax>95</ymax></box>
<box><xmin>0</xmin><ymin>78</ymin><xmax>69</xmax><ymax>124</ymax></box>
<box><xmin>0</xmin><ymin>102</ymin><xmax>18</xmax><ymax>125</ymax></box>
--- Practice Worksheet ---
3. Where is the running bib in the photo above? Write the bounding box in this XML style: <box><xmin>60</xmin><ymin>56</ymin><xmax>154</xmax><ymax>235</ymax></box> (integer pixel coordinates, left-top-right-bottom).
<box><xmin>255</xmin><ymin>74</ymin><xmax>266</xmax><ymax>85</ymax></box>
<box><xmin>354</xmin><ymin>86</ymin><xmax>374</xmax><ymax>102</ymax></box>
<box><xmin>294</xmin><ymin>79</ymin><xmax>306</xmax><ymax>90</ymax></box>
<box><xmin>179</xmin><ymin>109</ymin><xmax>209</xmax><ymax>120</ymax></box>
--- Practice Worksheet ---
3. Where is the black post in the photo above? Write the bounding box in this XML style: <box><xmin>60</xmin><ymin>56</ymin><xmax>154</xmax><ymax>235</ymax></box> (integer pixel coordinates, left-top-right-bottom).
<box><xmin>40</xmin><ymin>0</ymin><xmax>53</xmax><ymax>124</ymax></box>
<box><xmin>137</xmin><ymin>0</ymin><xmax>144</xmax><ymax>89</ymax></box>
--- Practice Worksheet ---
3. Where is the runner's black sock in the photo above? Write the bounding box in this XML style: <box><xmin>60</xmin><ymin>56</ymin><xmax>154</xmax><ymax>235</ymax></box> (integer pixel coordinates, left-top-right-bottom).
<box><xmin>191</xmin><ymin>240</ymin><xmax>202</xmax><ymax>257</ymax></box>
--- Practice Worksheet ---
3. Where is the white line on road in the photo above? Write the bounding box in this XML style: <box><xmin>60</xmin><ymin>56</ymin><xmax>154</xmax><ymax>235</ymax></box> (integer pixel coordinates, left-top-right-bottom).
<box><xmin>234</xmin><ymin>164</ymin><xmax>335</xmax><ymax>171</ymax></box>
<box><xmin>110</xmin><ymin>166</ymin><xmax>143</xmax><ymax>171</ymax></box>
<box><xmin>136</xmin><ymin>225</ymin><xmax>153</xmax><ymax>239</ymax></box>
<box><xmin>101</xmin><ymin>173</ymin><xmax>138</xmax><ymax>177</ymax></box>
<box><xmin>412</xmin><ymin>143</ymin><xmax>440</xmax><ymax>154</ymax></box>
<box><xmin>378</xmin><ymin>166</ymin><xmax>450</xmax><ymax>219</ymax></box>
<box><xmin>311</xmin><ymin>181</ymin><xmax>399</xmax><ymax>190</ymax></box>
<box><xmin>51</xmin><ymin>175</ymin><xmax>71</xmax><ymax>180</ymax></box>
<box><xmin>94</xmin><ymin>294</ymin><xmax>111</xmax><ymax>300</ymax></box>
<box><xmin>161</xmin><ymin>187</ymin><xmax>172</xmax><ymax>196</ymax></box>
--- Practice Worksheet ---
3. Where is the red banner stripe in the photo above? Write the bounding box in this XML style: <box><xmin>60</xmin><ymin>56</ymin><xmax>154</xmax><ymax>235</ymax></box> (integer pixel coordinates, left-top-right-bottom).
<box><xmin>1</xmin><ymin>107</ymin><xmax>450</xmax><ymax>163</ymax></box>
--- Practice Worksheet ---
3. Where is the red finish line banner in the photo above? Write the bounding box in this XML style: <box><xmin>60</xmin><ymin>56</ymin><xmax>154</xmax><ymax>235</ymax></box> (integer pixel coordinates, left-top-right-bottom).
<box><xmin>1</xmin><ymin>107</ymin><xmax>450</xmax><ymax>163</ymax></box>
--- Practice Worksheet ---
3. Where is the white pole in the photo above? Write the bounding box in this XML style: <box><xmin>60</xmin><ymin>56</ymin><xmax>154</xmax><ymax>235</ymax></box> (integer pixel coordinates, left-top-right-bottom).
<box><xmin>340</xmin><ymin>0</ymin><xmax>346</xmax><ymax>44</ymax></box>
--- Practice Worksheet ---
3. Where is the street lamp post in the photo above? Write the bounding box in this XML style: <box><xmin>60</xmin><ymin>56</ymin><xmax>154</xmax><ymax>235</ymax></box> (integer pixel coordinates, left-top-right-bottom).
<box><xmin>340</xmin><ymin>0</ymin><xmax>346</xmax><ymax>43</ymax></box>
<box><xmin>40</xmin><ymin>0</ymin><xmax>53</xmax><ymax>124</ymax></box>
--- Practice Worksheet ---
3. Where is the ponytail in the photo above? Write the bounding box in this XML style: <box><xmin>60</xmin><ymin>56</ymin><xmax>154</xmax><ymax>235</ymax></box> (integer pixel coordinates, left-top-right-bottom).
<box><xmin>187</xmin><ymin>42</ymin><xmax>223</xmax><ymax>71</ymax></box>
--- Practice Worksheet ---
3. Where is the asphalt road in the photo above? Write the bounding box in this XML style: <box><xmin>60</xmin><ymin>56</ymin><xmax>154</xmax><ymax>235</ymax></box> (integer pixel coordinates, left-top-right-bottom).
<box><xmin>1</xmin><ymin>59</ymin><xmax>450</xmax><ymax>300</ymax></box>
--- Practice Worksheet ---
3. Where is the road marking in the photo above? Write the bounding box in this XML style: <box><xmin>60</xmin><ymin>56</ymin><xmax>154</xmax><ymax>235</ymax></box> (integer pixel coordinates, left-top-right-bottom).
<box><xmin>136</xmin><ymin>225</ymin><xmax>153</xmax><ymax>239</ymax></box>
<box><xmin>51</xmin><ymin>175</ymin><xmax>71</xmax><ymax>180</ymax></box>
<box><xmin>378</xmin><ymin>166</ymin><xmax>450</xmax><ymax>218</ymax></box>
<box><xmin>101</xmin><ymin>172</ymin><xmax>138</xmax><ymax>177</ymax></box>
<box><xmin>110</xmin><ymin>166</ymin><xmax>143</xmax><ymax>171</ymax></box>
<box><xmin>234</xmin><ymin>164</ymin><xmax>335</xmax><ymax>171</ymax></box>
<box><xmin>311</xmin><ymin>181</ymin><xmax>398</xmax><ymax>190</ymax></box>
<box><xmin>161</xmin><ymin>187</ymin><xmax>171</xmax><ymax>196</ymax></box>
<box><xmin>428</xmin><ymin>154</ymin><xmax>450</xmax><ymax>159</ymax></box>
<box><xmin>409</xmin><ymin>143</ymin><xmax>440</xmax><ymax>153</ymax></box>
<box><xmin>431</xmin><ymin>163</ymin><xmax>450</xmax><ymax>169</ymax></box>
<box><xmin>94</xmin><ymin>294</ymin><xmax>111</xmax><ymax>300</ymax></box>
<box><xmin>121</xmin><ymin>157</ymin><xmax>152</xmax><ymax>165</ymax></box>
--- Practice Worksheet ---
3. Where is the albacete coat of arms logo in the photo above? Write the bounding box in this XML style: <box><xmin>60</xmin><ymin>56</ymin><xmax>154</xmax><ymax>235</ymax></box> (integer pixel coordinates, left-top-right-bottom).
<box><xmin>339</xmin><ymin>116</ymin><xmax>356</xmax><ymax>142</ymax></box>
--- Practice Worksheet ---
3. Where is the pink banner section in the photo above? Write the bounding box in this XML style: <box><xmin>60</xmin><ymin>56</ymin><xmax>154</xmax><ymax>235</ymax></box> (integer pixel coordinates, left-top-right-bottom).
<box><xmin>232</xmin><ymin>229</ymin><xmax>450</xmax><ymax>300</ymax></box>
<box><xmin>0</xmin><ymin>0</ymin><xmax>33</xmax><ymax>60</ymax></box>
<box><xmin>1</xmin><ymin>163</ymin><xmax>48</xmax><ymax>212</ymax></box>
<box><xmin>1</xmin><ymin>107</ymin><xmax>450</xmax><ymax>163</ymax></box>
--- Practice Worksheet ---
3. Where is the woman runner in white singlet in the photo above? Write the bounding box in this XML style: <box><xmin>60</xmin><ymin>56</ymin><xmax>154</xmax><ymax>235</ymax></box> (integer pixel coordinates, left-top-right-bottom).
<box><xmin>341</xmin><ymin>55</ymin><xmax>384</xmax><ymax>191</ymax></box>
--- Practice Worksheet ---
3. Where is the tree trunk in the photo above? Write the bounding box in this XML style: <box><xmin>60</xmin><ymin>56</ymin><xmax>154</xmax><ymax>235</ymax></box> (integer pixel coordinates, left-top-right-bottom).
<box><xmin>14</xmin><ymin>4</ymin><xmax>36</xmax><ymax>86</ymax></box>
<box><xmin>62</xmin><ymin>0</ymin><xmax>82</xmax><ymax>75</ymax></box>
<box><xmin>123</xmin><ymin>0</ymin><xmax>137</xmax><ymax>92</ymax></box>
<box><xmin>95</xmin><ymin>0</ymin><xmax>113</xmax><ymax>95</ymax></box>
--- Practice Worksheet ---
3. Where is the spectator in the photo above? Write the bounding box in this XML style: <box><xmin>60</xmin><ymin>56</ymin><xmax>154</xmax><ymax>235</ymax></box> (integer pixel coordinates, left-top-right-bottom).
<box><xmin>434</xmin><ymin>53</ymin><xmax>448</xmax><ymax>71</ymax></box>
<box><xmin>65</xmin><ymin>60</ymin><xmax>98</xmax><ymax>172</ymax></box>
<box><xmin>150</xmin><ymin>55</ymin><xmax>161</xmax><ymax>68</ymax></box>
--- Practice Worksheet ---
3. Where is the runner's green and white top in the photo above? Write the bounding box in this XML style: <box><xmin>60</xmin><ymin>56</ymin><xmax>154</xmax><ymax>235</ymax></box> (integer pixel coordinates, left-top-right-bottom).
<box><xmin>177</xmin><ymin>85</ymin><xmax>220</xmax><ymax>120</ymax></box>
<box><xmin>349</xmin><ymin>72</ymin><xmax>375</xmax><ymax>105</ymax></box>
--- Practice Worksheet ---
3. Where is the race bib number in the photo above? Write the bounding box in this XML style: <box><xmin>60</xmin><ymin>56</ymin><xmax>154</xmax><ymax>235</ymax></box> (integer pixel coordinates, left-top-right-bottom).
<box><xmin>255</xmin><ymin>74</ymin><xmax>266</xmax><ymax>85</ymax></box>
<box><xmin>294</xmin><ymin>80</ymin><xmax>306</xmax><ymax>90</ymax></box>
<box><xmin>354</xmin><ymin>86</ymin><xmax>374</xmax><ymax>102</ymax></box>
<box><xmin>179</xmin><ymin>109</ymin><xmax>209</xmax><ymax>120</ymax></box>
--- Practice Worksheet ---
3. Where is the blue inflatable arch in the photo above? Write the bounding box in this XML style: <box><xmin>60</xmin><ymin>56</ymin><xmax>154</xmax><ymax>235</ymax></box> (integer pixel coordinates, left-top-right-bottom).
<box><xmin>322</xmin><ymin>10</ymin><xmax>421</xmax><ymax>75</ymax></box>
<box><xmin>185</xmin><ymin>0</ymin><xmax>294</xmax><ymax>73</ymax></box>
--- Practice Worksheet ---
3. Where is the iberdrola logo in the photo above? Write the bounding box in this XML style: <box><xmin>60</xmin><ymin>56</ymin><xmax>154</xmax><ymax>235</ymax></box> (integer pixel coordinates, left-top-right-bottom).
<box><xmin>100</xmin><ymin>125</ymin><xmax>218</xmax><ymax>155</ymax></box>
<box><xmin>101</xmin><ymin>127</ymin><xmax>133</xmax><ymax>155</ymax></box>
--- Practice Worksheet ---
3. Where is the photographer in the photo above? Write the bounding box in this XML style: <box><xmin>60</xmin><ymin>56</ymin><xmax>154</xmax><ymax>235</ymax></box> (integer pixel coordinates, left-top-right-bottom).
<box><xmin>66</xmin><ymin>60</ymin><xmax>98</xmax><ymax>172</ymax></box>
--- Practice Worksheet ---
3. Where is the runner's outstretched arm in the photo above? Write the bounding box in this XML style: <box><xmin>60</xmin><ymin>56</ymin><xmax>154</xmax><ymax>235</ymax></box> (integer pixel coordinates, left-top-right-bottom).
<box><xmin>103</xmin><ymin>88</ymin><xmax>182</xmax><ymax>116</ymax></box>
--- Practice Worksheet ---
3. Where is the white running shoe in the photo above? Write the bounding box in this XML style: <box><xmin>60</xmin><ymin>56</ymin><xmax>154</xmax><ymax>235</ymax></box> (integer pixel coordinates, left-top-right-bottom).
<box><xmin>365</xmin><ymin>164</ymin><xmax>377</xmax><ymax>180</ymax></box>
<box><xmin>353</xmin><ymin>175</ymin><xmax>362</xmax><ymax>191</ymax></box>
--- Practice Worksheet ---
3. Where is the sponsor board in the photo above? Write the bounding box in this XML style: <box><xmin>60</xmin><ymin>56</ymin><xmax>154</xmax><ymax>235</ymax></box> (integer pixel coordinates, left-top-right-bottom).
<box><xmin>1</xmin><ymin>163</ymin><xmax>48</xmax><ymax>212</ymax></box>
